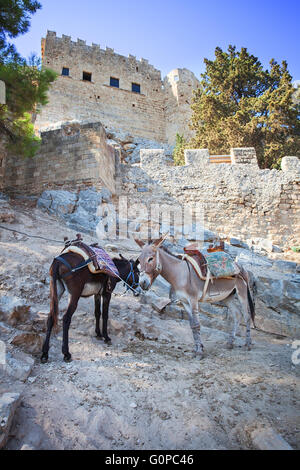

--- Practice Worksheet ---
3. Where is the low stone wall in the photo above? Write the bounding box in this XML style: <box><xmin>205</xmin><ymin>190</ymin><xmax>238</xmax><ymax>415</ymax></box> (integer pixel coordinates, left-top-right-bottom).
<box><xmin>120</xmin><ymin>148</ymin><xmax>300</xmax><ymax>249</ymax></box>
<box><xmin>2</xmin><ymin>121</ymin><xmax>117</xmax><ymax>195</ymax></box>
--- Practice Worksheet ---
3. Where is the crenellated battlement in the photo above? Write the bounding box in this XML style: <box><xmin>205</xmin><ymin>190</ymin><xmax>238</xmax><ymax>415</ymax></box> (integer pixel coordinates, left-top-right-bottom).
<box><xmin>43</xmin><ymin>31</ymin><xmax>161</xmax><ymax>78</ymax></box>
<box><xmin>37</xmin><ymin>31</ymin><xmax>200</xmax><ymax>143</ymax></box>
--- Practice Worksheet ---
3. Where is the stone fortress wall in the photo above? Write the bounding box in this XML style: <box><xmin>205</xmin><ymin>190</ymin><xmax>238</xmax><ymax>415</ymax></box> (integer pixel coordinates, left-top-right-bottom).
<box><xmin>35</xmin><ymin>31</ymin><xmax>199</xmax><ymax>144</ymax></box>
<box><xmin>2</xmin><ymin>121</ymin><xmax>117</xmax><ymax>195</ymax></box>
<box><xmin>1</xmin><ymin>116</ymin><xmax>299</xmax><ymax>249</ymax></box>
<box><xmin>120</xmin><ymin>148</ymin><xmax>300</xmax><ymax>249</ymax></box>
<box><xmin>1</xmin><ymin>31</ymin><xmax>299</xmax><ymax>250</ymax></box>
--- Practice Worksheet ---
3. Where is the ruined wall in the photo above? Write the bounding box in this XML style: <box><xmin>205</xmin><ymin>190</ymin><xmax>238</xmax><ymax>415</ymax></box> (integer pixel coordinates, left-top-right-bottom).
<box><xmin>35</xmin><ymin>31</ymin><xmax>166</xmax><ymax>142</ymax></box>
<box><xmin>2</xmin><ymin>121</ymin><xmax>117</xmax><ymax>195</ymax></box>
<box><xmin>120</xmin><ymin>148</ymin><xmax>300</xmax><ymax>249</ymax></box>
<box><xmin>164</xmin><ymin>69</ymin><xmax>199</xmax><ymax>144</ymax></box>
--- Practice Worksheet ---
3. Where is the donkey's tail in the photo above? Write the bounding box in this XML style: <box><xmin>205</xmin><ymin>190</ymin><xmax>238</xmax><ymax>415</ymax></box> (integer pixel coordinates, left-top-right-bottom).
<box><xmin>49</xmin><ymin>259</ymin><xmax>60</xmax><ymax>330</ymax></box>
<box><xmin>247</xmin><ymin>283</ymin><xmax>256</xmax><ymax>328</ymax></box>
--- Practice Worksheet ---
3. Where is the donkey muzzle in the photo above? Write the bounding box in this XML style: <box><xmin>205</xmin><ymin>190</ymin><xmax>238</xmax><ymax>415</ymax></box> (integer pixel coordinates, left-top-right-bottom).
<box><xmin>139</xmin><ymin>273</ymin><xmax>151</xmax><ymax>291</ymax></box>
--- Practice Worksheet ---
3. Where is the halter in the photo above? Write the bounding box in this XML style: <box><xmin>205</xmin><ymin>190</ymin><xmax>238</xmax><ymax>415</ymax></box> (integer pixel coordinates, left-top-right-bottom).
<box><xmin>124</xmin><ymin>261</ymin><xmax>140</xmax><ymax>293</ymax></box>
<box><xmin>140</xmin><ymin>248</ymin><xmax>162</xmax><ymax>283</ymax></box>
<box><xmin>154</xmin><ymin>248</ymin><xmax>162</xmax><ymax>276</ymax></box>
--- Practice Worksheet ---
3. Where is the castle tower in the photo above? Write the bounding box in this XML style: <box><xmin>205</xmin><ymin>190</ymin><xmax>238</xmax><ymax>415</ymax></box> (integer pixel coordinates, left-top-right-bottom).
<box><xmin>36</xmin><ymin>31</ymin><xmax>166</xmax><ymax>142</ymax></box>
<box><xmin>36</xmin><ymin>31</ymin><xmax>199</xmax><ymax>145</ymax></box>
<box><xmin>164</xmin><ymin>68</ymin><xmax>199</xmax><ymax>145</ymax></box>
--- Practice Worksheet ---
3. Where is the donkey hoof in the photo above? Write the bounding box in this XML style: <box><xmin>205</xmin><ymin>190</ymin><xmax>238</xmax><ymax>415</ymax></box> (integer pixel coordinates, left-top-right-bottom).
<box><xmin>63</xmin><ymin>354</ymin><xmax>72</xmax><ymax>363</ymax></box>
<box><xmin>245</xmin><ymin>343</ymin><xmax>252</xmax><ymax>351</ymax></box>
<box><xmin>40</xmin><ymin>354</ymin><xmax>48</xmax><ymax>364</ymax></box>
<box><xmin>104</xmin><ymin>338</ymin><xmax>112</xmax><ymax>345</ymax></box>
<box><xmin>194</xmin><ymin>351</ymin><xmax>204</xmax><ymax>360</ymax></box>
<box><xmin>194</xmin><ymin>346</ymin><xmax>204</xmax><ymax>360</ymax></box>
<box><xmin>96</xmin><ymin>335</ymin><xmax>103</xmax><ymax>341</ymax></box>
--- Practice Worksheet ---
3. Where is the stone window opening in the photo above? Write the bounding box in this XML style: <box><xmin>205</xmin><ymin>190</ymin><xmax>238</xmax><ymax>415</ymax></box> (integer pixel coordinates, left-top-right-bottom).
<box><xmin>110</xmin><ymin>77</ymin><xmax>119</xmax><ymax>88</ymax></box>
<box><xmin>83</xmin><ymin>71</ymin><xmax>92</xmax><ymax>82</ymax></box>
<box><xmin>132</xmin><ymin>83</ymin><xmax>141</xmax><ymax>93</ymax></box>
<box><xmin>62</xmin><ymin>67</ymin><xmax>69</xmax><ymax>76</ymax></box>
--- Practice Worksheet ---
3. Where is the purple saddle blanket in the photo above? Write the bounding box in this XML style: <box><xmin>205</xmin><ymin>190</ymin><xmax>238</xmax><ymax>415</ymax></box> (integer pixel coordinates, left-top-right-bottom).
<box><xmin>90</xmin><ymin>246</ymin><xmax>119</xmax><ymax>278</ymax></box>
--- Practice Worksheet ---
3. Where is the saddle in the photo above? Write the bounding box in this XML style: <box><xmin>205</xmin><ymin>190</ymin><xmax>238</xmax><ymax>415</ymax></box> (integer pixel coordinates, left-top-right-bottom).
<box><xmin>182</xmin><ymin>243</ymin><xmax>240</xmax><ymax>281</ymax></box>
<box><xmin>183</xmin><ymin>243</ymin><xmax>208</xmax><ymax>278</ymax></box>
<box><xmin>61</xmin><ymin>234</ymin><xmax>119</xmax><ymax>279</ymax></box>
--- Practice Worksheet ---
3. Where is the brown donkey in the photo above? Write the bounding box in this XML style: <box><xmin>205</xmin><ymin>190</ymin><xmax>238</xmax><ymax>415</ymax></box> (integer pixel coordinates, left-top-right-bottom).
<box><xmin>41</xmin><ymin>253</ymin><xmax>140</xmax><ymax>363</ymax></box>
<box><xmin>136</xmin><ymin>237</ymin><xmax>255</xmax><ymax>359</ymax></box>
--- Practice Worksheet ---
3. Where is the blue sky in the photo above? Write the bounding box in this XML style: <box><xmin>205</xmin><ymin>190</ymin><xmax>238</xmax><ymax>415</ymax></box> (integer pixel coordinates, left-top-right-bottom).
<box><xmin>11</xmin><ymin>0</ymin><xmax>300</xmax><ymax>80</ymax></box>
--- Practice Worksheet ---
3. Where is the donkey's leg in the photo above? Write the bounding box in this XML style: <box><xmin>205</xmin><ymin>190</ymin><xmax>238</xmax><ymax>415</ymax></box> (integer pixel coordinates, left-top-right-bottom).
<box><xmin>236</xmin><ymin>281</ymin><xmax>252</xmax><ymax>350</ymax></box>
<box><xmin>62</xmin><ymin>295</ymin><xmax>79</xmax><ymax>362</ymax></box>
<box><xmin>221</xmin><ymin>295</ymin><xmax>240</xmax><ymax>349</ymax></box>
<box><xmin>182</xmin><ymin>298</ymin><xmax>204</xmax><ymax>359</ymax></box>
<box><xmin>41</xmin><ymin>315</ymin><xmax>54</xmax><ymax>363</ymax></box>
<box><xmin>41</xmin><ymin>280</ymin><xmax>65</xmax><ymax>363</ymax></box>
<box><xmin>94</xmin><ymin>294</ymin><xmax>103</xmax><ymax>339</ymax></box>
<box><xmin>101</xmin><ymin>292</ymin><xmax>112</xmax><ymax>344</ymax></box>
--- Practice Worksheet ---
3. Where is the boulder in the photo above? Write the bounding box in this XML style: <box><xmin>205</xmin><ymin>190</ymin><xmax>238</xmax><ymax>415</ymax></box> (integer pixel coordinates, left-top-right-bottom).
<box><xmin>37</xmin><ymin>190</ymin><xmax>77</xmax><ymax>217</ymax></box>
<box><xmin>10</xmin><ymin>332</ymin><xmax>44</xmax><ymax>356</ymax></box>
<box><xmin>272</xmin><ymin>260</ymin><xmax>297</xmax><ymax>274</ymax></box>
<box><xmin>0</xmin><ymin>392</ymin><xmax>21</xmax><ymax>449</ymax></box>
<box><xmin>0</xmin><ymin>296</ymin><xmax>31</xmax><ymax>326</ymax></box>
<box><xmin>0</xmin><ymin>200</ymin><xmax>15</xmax><ymax>223</ymax></box>
<box><xmin>229</xmin><ymin>238</ymin><xmax>249</xmax><ymax>250</ymax></box>
<box><xmin>251</xmin><ymin>427</ymin><xmax>292</xmax><ymax>450</ymax></box>
<box><xmin>77</xmin><ymin>188</ymin><xmax>102</xmax><ymax>214</ymax></box>
<box><xmin>65</xmin><ymin>205</ymin><xmax>100</xmax><ymax>233</ymax></box>
<box><xmin>4</xmin><ymin>348</ymin><xmax>35</xmax><ymax>381</ymax></box>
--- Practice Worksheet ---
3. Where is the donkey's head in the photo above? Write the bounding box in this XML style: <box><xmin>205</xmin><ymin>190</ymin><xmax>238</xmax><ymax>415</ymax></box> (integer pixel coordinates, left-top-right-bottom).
<box><xmin>135</xmin><ymin>236</ymin><xmax>166</xmax><ymax>291</ymax></box>
<box><xmin>116</xmin><ymin>254</ymin><xmax>141</xmax><ymax>296</ymax></box>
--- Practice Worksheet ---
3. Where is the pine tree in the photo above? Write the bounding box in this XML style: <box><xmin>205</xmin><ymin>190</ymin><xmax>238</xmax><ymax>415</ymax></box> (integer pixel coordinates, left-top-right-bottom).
<box><xmin>173</xmin><ymin>133</ymin><xmax>187</xmax><ymax>165</ymax></box>
<box><xmin>190</xmin><ymin>46</ymin><xmax>300</xmax><ymax>168</ymax></box>
<box><xmin>0</xmin><ymin>0</ymin><xmax>41</xmax><ymax>63</ymax></box>
<box><xmin>0</xmin><ymin>1</ymin><xmax>56</xmax><ymax>158</ymax></box>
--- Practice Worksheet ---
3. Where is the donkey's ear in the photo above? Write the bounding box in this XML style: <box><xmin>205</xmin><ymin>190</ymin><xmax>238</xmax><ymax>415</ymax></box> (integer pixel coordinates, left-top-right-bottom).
<box><xmin>153</xmin><ymin>233</ymin><xmax>169</xmax><ymax>248</ymax></box>
<box><xmin>134</xmin><ymin>238</ymin><xmax>146</xmax><ymax>248</ymax></box>
<box><xmin>119</xmin><ymin>253</ymin><xmax>126</xmax><ymax>260</ymax></box>
<box><xmin>134</xmin><ymin>258</ymin><xmax>140</xmax><ymax>267</ymax></box>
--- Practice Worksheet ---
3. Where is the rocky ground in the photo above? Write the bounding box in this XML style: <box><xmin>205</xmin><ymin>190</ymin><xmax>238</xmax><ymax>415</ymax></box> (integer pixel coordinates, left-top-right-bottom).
<box><xmin>0</xmin><ymin>197</ymin><xmax>299</xmax><ymax>450</ymax></box>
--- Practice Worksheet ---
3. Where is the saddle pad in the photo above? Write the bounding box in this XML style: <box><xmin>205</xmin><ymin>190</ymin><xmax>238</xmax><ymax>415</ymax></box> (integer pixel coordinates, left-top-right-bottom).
<box><xmin>205</xmin><ymin>252</ymin><xmax>240</xmax><ymax>278</ymax></box>
<box><xmin>61</xmin><ymin>246</ymin><xmax>119</xmax><ymax>278</ymax></box>
<box><xmin>90</xmin><ymin>246</ymin><xmax>119</xmax><ymax>278</ymax></box>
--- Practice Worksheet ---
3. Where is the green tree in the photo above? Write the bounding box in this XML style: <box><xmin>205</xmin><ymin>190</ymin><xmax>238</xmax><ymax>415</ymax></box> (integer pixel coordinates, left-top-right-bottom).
<box><xmin>190</xmin><ymin>46</ymin><xmax>300</xmax><ymax>168</ymax></box>
<box><xmin>0</xmin><ymin>56</ymin><xmax>56</xmax><ymax>157</ymax></box>
<box><xmin>173</xmin><ymin>133</ymin><xmax>187</xmax><ymax>165</ymax></box>
<box><xmin>0</xmin><ymin>0</ymin><xmax>41</xmax><ymax>63</ymax></box>
<box><xmin>0</xmin><ymin>1</ymin><xmax>56</xmax><ymax>157</ymax></box>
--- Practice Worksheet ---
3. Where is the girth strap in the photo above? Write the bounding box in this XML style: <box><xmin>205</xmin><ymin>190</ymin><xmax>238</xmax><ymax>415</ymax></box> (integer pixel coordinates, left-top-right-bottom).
<box><xmin>55</xmin><ymin>255</ymin><xmax>92</xmax><ymax>279</ymax></box>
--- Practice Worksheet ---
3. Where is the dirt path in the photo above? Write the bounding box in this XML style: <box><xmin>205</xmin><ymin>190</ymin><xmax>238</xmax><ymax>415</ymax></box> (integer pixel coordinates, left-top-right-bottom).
<box><xmin>1</xmin><ymin>200</ymin><xmax>299</xmax><ymax>450</ymax></box>
<box><xmin>5</xmin><ymin>294</ymin><xmax>300</xmax><ymax>450</ymax></box>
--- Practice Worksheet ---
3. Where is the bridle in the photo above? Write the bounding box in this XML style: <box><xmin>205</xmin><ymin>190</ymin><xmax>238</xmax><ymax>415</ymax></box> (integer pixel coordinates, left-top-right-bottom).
<box><xmin>139</xmin><ymin>248</ymin><xmax>162</xmax><ymax>284</ymax></box>
<box><xmin>124</xmin><ymin>261</ymin><xmax>140</xmax><ymax>293</ymax></box>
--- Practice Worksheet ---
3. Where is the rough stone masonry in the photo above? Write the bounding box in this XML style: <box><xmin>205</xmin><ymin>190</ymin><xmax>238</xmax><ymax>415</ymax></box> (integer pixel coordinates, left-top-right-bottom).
<box><xmin>35</xmin><ymin>31</ymin><xmax>199</xmax><ymax>144</ymax></box>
